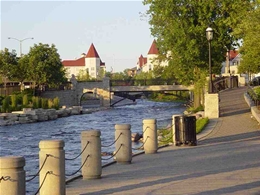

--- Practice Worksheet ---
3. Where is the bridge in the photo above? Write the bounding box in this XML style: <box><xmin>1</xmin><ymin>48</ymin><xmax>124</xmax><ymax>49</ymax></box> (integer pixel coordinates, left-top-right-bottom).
<box><xmin>40</xmin><ymin>76</ymin><xmax>238</xmax><ymax>108</ymax></box>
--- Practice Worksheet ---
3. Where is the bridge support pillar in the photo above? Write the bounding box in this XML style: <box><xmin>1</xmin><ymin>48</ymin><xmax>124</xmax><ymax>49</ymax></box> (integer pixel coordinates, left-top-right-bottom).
<box><xmin>204</xmin><ymin>93</ymin><xmax>219</xmax><ymax>119</ymax></box>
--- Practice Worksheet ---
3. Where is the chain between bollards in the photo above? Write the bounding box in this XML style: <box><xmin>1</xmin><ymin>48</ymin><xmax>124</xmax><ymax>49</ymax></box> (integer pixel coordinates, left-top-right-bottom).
<box><xmin>26</xmin><ymin>154</ymin><xmax>50</xmax><ymax>182</ymax></box>
<box><xmin>101</xmin><ymin>133</ymin><xmax>122</xmax><ymax>147</ymax></box>
<box><xmin>65</xmin><ymin>155</ymin><xmax>90</xmax><ymax>177</ymax></box>
<box><xmin>65</xmin><ymin>141</ymin><xmax>89</xmax><ymax>161</ymax></box>
<box><xmin>101</xmin><ymin>144</ymin><xmax>123</xmax><ymax>160</ymax></box>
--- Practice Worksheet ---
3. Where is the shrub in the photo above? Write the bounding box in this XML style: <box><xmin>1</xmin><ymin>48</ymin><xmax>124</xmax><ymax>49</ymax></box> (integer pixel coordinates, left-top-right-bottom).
<box><xmin>1</xmin><ymin>96</ymin><xmax>11</xmax><ymax>113</ymax></box>
<box><xmin>23</xmin><ymin>94</ymin><xmax>29</xmax><ymax>107</ymax></box>
<box><xmin>48</xmin><ymin>99</ymin><xmax>53</xmax><ymax>109</ymax></box>
<box><xmin>53</xmin><ymin>97</ymin><xmax>60</xmax><ymax>110</ymax></box>
<box><xmin>32</xmin><ymin>96</ymin><xmax>40</xmax><ymax>109</ymax></box>
<box><xmin>11</xmin><ymin>95</ymin><xmax>18</xmax><ymax>110</ymax></box>
<box><xmin>41</xmin><ymin>98</ymin><xmax>48</xmax><ymax>109</ymax></box>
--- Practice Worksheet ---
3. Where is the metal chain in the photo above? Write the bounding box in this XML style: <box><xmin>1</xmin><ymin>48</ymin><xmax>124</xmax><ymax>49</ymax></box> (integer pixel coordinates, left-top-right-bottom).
<box><xmin>65</xmin><ymin>155</ymin><xmax>90</xmax><ymax>177</ymax></box>
<box><xmin>0</xmin><ymin>176</ymin><xmax>12</xmax><ymax>183</ymax></box>
<box><xmin>101</xmin><ymin>144</ymin><xmax>123</xmax><ymax>160</ymax></box>
<box><xmin>26</xmin><ymin>154</ymin><xmax>50</xmax><ymax>182</ymax></box>
<box><xmin>34</xmin><ymin>171</ymin><xmax>51</xmax><ymax>195</ymax></box>
<box><xmin>132</xmin><ymin>136</ymin><xmax>149</xmax><ymax>150</ymax></box>
<box><xmin>101</xmin><ymin>133</ymin><xmax>122</xmax><ymax>147</ymax></box>
<box><xmin>65</xmin><ymin>141</ymin><xmax>89</xmax><ymax>161</ymax></box>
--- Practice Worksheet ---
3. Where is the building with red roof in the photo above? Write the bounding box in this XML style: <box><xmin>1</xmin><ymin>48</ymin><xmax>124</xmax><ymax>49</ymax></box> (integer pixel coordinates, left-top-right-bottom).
<box><xmin>136</xmin><ymin>40</ymin><xmax>168</xmax><ymax>73</ymax></box>
<box><xmin>62</xmin><ymin>43</ymin><xmax>106</xmax><ymax>79</ymax></box>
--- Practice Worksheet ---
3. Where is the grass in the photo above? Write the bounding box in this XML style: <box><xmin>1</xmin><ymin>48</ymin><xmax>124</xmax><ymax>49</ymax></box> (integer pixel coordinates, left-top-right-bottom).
<box><xmin>157</xmin><ymin>117</ymin><xmax>209</xmax><ymax>146</ymax></box>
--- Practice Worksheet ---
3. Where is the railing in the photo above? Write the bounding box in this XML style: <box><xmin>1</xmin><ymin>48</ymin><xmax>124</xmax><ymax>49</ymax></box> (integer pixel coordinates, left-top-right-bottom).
<box><xmin>212</xmin><ymin>76</ymin><xmax>238</xmax><ymax>93</ymax></box>
<box><xmin>110</xmin><ymin>79</ymin><xmax>178</xmax><ymax>87</ymax></box>
<box><xmin>0</xmin><ymin>116</ymin><xmax>193</xmax><ymax>195</ymax></box>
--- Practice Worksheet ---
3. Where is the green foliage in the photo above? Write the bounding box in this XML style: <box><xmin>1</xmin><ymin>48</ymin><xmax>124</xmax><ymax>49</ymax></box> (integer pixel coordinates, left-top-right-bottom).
<box><xmin>27</xmin><ymin>43</ymin><xmax>67</xmax><ymax>87</ymax></box>
<box><xmin>187</xmin><ymin>105</ymin><xmax>204</xmax><ymax>114</ymax></box>
<box><xmin>11</xmin><ymin>95</ymin><xmax>18</xmax><ymax>110</ymax></box>
<box><xmin>235</xmin><ymin>1</ymin><xmax>260</xmax><ymax>75</ymax></box>
<box><xmin>32</xmin><ymin>96</ymin><xmax>40</xmax><ymax>109</ymax></box>
<box><xmin>143</xmin><ymin>0</ymin><xmax>254</xmax><ymax>85</ymax></box>
<box><xmin>0</xmin><ymin>48</ymin><xmax>18</xmax><ymax>83</ymax></box>
<box><xmin>41</xmin><ymin>98</ymin><xmax>48</xmax><ymax>109</ymax></box>
<box><xmin>77</xmin><ymin>69</ymin><xmax>92</xmax><ymax>81</ymax></box>
<box><xmin>22</xmin><ymin>94</ymin><xmax>29</xmax><ymax>107</ymax></box>
<box><xmin>1</xmin><ymin>96</ymin><xmax>11</xmax><ymax>113</ymax></box>
<box><xmin>48</xmin><ymin>99</ymin><xmax>53</xmax><ymax>109</ymax></box>
<box><xmin>150</xmin><ymin>91</ymin><xmax>189</xmax><ymax>102</ymax></box>
<box><xmin>196</xmin><ymin>117</ymin><xmax>209</xmax><ymax>134</ymax></box>
<box><xmin>53</xmin><ymin>97</ymin><xmax>60</xmax><ymax>110</ymax></box>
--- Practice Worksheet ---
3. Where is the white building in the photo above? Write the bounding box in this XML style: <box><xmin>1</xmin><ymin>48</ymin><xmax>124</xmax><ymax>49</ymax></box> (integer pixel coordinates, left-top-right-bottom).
<box><xmin>137</xmin><ymin>40</ymin><xmax>168</xmax><ymax>72</ymax></box>
<box><xmin>62</xmin><ymin>43</ymin><xmax>106</xmax><ymax>79</ymax></box>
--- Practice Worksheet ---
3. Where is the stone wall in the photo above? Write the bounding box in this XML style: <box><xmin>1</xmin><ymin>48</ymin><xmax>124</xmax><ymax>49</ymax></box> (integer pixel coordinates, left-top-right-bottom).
<box><xmin>41</xmin><ymin>90</ymin><xmax>77</xmax><ymax>107</ymax></box>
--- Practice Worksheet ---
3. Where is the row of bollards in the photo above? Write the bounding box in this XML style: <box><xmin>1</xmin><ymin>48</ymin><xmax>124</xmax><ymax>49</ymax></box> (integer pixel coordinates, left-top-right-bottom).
<box><xmin>0</xmin><ymin>119</ymin><xmax>160</xmax><ymax>195</ymax></box>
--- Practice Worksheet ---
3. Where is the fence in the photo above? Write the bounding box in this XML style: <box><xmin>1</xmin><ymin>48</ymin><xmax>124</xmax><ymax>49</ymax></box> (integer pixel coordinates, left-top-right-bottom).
<box><xmin>0</xmin><ymin>86</ymin><xmax>20</xmax><ymax>96</ymax></box>
<box><xmin>0</xmin><ymin>115</ymin><xmax>191</xmax><ymax>195</ymax></box>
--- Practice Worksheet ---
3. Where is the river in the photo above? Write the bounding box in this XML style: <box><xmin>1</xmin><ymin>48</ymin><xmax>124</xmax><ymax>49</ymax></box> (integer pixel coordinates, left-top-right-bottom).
<box><xmin>0</xmin><ymin>99</ymin><xmax>186</xmax><ymax>194</ymax></box>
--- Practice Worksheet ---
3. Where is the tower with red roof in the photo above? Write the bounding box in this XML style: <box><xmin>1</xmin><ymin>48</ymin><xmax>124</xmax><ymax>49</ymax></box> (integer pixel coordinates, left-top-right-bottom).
<box><xmin>62</xmin><ymin>43</ymin><xmax>106</xmax><ymax>79</ymax></box>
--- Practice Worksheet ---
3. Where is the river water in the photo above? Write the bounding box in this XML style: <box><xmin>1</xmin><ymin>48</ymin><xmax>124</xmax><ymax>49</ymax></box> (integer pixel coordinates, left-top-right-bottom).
<box><xmin>0</xmin><ymin>99</ymin><xmax>185</xmax><ymax>194</ymax></box>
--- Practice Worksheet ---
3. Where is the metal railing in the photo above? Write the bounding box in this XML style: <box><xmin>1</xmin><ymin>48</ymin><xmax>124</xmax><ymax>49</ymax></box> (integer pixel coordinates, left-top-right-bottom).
<box><xmin>110</xmin><ymin>79</ymin><xmax>178</xmax><ymax>87</ymax></box>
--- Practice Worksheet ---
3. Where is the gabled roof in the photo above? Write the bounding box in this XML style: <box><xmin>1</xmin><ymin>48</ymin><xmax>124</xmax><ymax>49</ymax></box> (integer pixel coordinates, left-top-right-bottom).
<box><xmin>229</xmin><ymin>50</ymin><xmax>239</xmax><ymax>60</ymax></box>
<box><xmin>148</xmin><ymin>40</ymin><xmax>159</xmax><ymax>55</ymax></box>
<box><xmin>62</xmin><ymin>57</ymin><xmax>85</xmax><ymax>67</ymax></box>
<box><xmin>138</xmin><ymin>54</ymin><xmax>147</xmax><ymax>67</ymax></box>
<box><xmin>86</xmin><ymin>43</ymin><xmax>100</xmax><ymax>58</ymax></box>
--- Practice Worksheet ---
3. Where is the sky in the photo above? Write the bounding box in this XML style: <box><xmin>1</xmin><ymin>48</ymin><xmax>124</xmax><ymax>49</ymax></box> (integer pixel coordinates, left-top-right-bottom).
<box><xmin>0</xmin><ymin>0</ymin><xmax>154</xmax><ymax>73</ymax></box>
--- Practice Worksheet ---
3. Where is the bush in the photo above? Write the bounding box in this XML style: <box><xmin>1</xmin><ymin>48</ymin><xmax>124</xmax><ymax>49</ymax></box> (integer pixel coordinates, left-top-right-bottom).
<box><xmin>32</xmin><ymin>96</ymin><xmax>40</xmax><ymax>109</ymax></box>
<box><xmin>23</xmin><ymin>94</ymin><xmax>29</xmax><ymax>107</ymax></box>
<box><xmin>11</xmin><ymin>95</ymin><xmax>18</xmax><ymax>110</ymax></box>
<box><xmin>41</xmin><ymin>98</ymin><xmax>48</xmax><ymax>109</ymax></box>
<box><xmin>48</xmin><ymin>99</ymin><xmax>53</xmax><ymax>109</ymax></box>
<box><xmin>53</xmin><ymin>97</ymin><xmax>60</xmax><ymax>110</ymax></box>
<box><xmin>1</xmin><ymin>96</ymin><xmax>11</xmax><ymax>113</ymax></box>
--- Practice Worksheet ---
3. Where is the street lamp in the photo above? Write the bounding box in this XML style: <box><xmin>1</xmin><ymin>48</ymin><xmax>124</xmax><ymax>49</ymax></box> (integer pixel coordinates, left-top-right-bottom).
<box><xmin>8</xmin><ymin>37</ymin><xmax>34</xmax><ymax>57</ymax></box>
<box><xmin>206</xmin><ymin>26</ymin><xmax>213</xmax><ymax>93</ymax></box>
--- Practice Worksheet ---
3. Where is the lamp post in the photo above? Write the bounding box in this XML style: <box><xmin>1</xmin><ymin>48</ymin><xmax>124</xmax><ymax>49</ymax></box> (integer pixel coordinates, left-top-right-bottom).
<box><xmin>206</xmin><ymin>27</ymin><xmax>213</xmax><ymax>93</ymax></box>
<box><xmin>8</xmin><ymin>37</ymin><xmax>34</xmax><ymax>57</ymax></box>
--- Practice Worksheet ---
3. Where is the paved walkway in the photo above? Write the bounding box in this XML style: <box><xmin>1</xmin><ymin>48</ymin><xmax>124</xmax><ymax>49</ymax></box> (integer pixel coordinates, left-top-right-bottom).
<box><xmin>66</xmin><ymin>87</ymin><xmax>260</xmax><ymax>195</ymax></box>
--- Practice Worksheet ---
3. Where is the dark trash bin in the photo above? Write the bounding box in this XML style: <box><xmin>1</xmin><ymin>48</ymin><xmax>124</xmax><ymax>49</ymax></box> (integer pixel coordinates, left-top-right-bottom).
<box><xmin>174</xmin><ymin>115</ymin><xmax>197</xmax><ymax>146</ymax></box>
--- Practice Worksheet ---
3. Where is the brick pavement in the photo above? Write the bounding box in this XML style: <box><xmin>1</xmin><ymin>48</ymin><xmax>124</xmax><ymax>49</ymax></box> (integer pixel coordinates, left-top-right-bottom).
<box><xmin>66</xmin><ymin>87</ymin><xmax>260</xmax><ymax>195</ymax></box>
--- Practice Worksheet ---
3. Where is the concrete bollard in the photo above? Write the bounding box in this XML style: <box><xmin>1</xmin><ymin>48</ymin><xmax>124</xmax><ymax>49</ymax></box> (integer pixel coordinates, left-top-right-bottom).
<box><xmin>115</xmin><ymin>124</ymin><xmax>132</xmax><ymax>164</ymax></box>
<box><xmin>0</xmin><ymin>156</ymin><xmax>25</xmax><ymax>195</ymax></box>
<box><xmin>81</xmin><ymin>130</ymin><xmax>101</xmax><ymax>179</ymax></box>
<box><xmin>143</xmin><ymin>119</ymin><xmax>158</xmax><ymax>154</ymax></box>
<box><xmin>39</xmin><ymin>140</ymin><xmax>65</xmax><ymax>195</ymax></box>
<box><xmin>172</xmin><ymin>114</ymin><xmax>183</xmax><ymax>146</ymax></box>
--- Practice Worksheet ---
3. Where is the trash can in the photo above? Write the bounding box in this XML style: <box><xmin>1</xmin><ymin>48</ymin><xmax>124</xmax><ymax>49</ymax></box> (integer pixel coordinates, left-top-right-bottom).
<box><xmin>174</xmin><ymin>115</ymin><xmax>197</xmax><ymax>146</ymax></box>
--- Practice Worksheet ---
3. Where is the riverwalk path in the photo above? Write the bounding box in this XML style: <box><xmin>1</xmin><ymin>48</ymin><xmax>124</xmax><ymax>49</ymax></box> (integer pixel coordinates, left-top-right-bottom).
<box><xmin>66</xmin><ymin>86</ymin><xmax>260</xmax><ymax>195</ymax></box>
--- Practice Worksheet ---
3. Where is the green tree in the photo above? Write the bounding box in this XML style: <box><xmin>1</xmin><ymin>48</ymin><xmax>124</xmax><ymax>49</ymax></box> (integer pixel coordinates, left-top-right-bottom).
<box><xmin>0</xmin><ymin>48</ymin><xmax>18</xmax><ymax>94</ymax></box>
<box><xmin>235</xmin><ymin>1</ymin><xmax>260</xmax><ymax>78</ymax></box>
<box><xmin>27</xmin><ymin>43</ymin><xmax>67</xmax><ymax>89</ymax></box>
<box><xmin>77</xmin><ymin>69</ymin><xmax>92</xmax><ymax>81</ymax></box>
<box><xmin>143</xmin><ymin>0</ymin><xmax>254</xmax><ymax>108</ymax></box>
<box><xmin>11</xmin><ymin>54</ymin><xmax>30</xmax><ymax>91</ymax></box>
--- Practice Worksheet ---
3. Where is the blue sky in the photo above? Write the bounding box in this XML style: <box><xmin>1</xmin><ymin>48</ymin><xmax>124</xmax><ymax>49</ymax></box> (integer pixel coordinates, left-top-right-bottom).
<box><xmin>1</xmin><ymin>1</ymin><xmax>154</xmax><ymax>72</ymax></box>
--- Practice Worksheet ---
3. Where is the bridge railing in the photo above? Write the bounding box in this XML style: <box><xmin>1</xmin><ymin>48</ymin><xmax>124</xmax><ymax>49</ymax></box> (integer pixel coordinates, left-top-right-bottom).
<box><xmin>110</xmin><ymin>79</ymin><xmax>178</xmax><ymax>86</ymax></box>
<box><xmin>212</xmin><ymin>76</ymin><xmax>238</xmax><ymax>93</ymax></box>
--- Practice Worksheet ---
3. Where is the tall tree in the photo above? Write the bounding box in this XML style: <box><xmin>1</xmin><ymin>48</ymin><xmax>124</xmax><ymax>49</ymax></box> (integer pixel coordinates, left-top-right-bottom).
<box><xmin>143</xmin><ymin>0</ymin><xmax>255</xmax><ymax>107</ymax></box>
<box><xmin>27</xmin><ymin>43</ymin><xmax>67</xmax><ymax>88</ymax></box>
<box><xmin>0</xmin><ymin>48</ymin><xmax>18</xmax><ymax>95</ymax></box>
<box><xmin>235</xmin><ymin>0</ymin><xmax>260</xmax><ymax>78</ymax></box>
